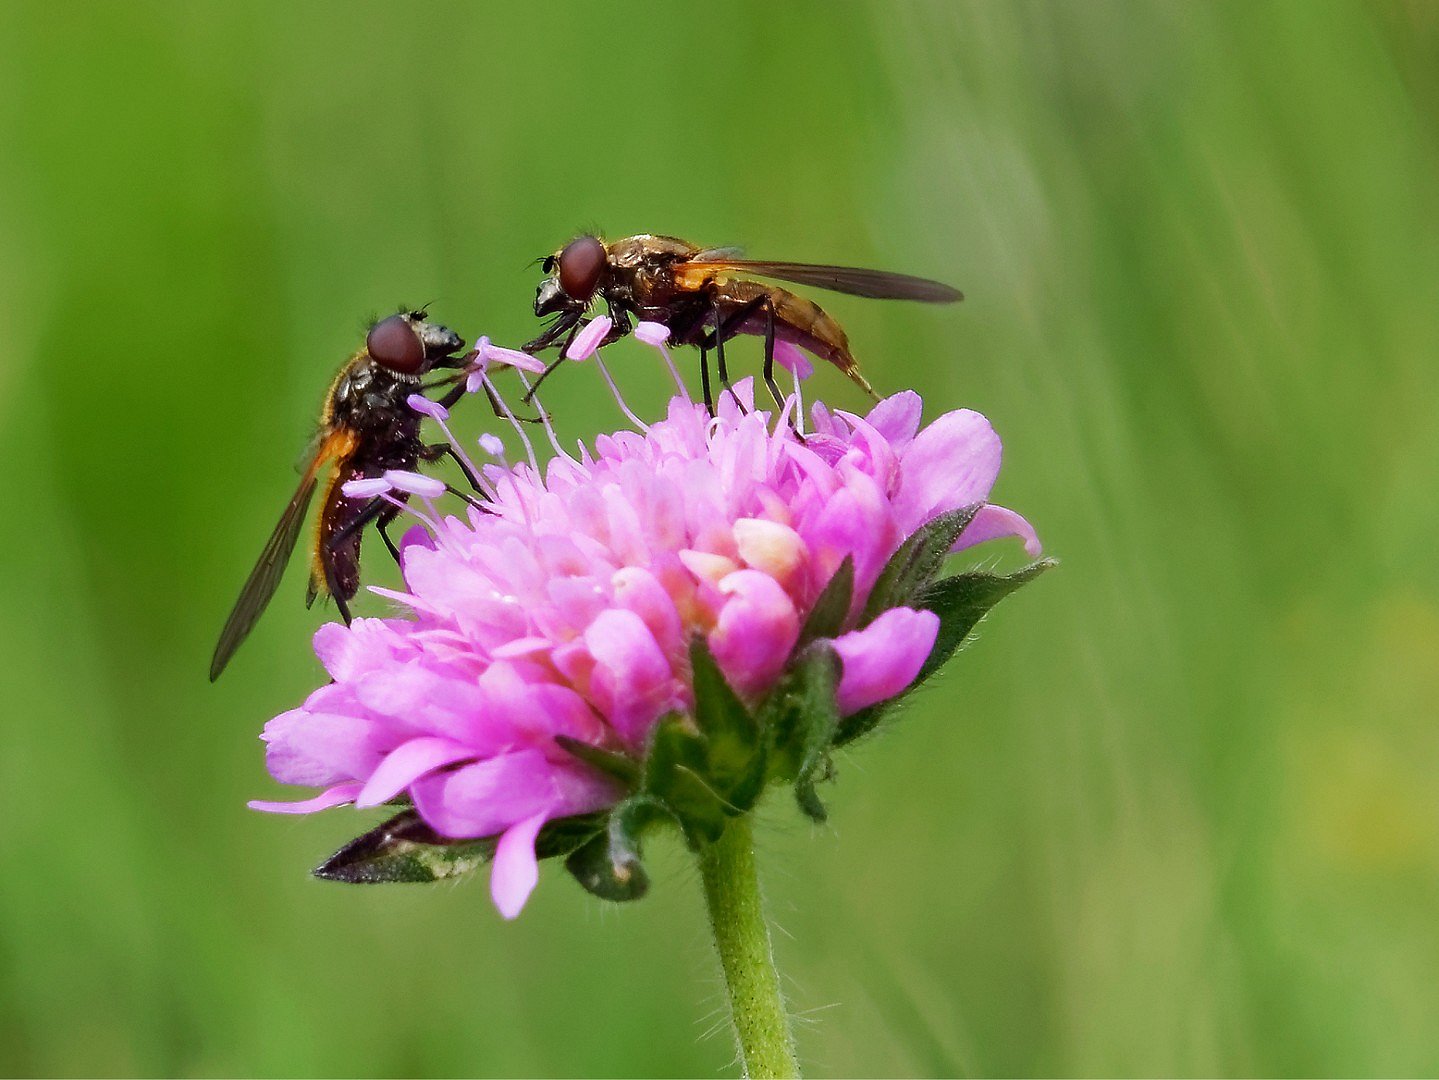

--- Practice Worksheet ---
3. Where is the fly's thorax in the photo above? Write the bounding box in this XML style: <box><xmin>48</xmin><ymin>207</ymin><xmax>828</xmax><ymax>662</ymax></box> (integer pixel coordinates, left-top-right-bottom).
<box><xmin>327</xmin><ymin>357</ymin><xmax>424</xmax><ymax>437</ymax></box>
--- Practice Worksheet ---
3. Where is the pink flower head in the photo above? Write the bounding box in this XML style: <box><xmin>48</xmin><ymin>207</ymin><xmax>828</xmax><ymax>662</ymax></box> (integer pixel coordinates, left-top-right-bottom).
<box><xmin>252</xmin><ymin>380</ymin><xmax>1039</xmax><ymax>916</ymax></box>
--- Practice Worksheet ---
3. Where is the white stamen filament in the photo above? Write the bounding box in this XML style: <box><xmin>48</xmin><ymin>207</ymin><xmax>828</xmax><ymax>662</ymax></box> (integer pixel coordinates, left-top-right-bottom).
<box><xmin>423</xmin><ymin>410</ymin><xmax>496</xmax><ymax>502</ymax></box>
<box><xmin>515</xmin><ymin>370</ymin><xmax>579</xmax><ymax>466</ymax></box>
<box><xmin>481</xmin><ymin>373</ymin><xmax>540</xmax><ymax>476</ymax></box>
<box><xmin>381</xmin><ymin>492</ymin><xmax>440</xmax><ymax>535</ymax></box>
<box><xmin>647</xmin><ymin>339</ymin><xmax>689</xmax><ymax>398</ymax></box>
<box><xmin>592</xmin><ymin>348</ymin><xmax>648</xmax><ymax>432</ymax></box>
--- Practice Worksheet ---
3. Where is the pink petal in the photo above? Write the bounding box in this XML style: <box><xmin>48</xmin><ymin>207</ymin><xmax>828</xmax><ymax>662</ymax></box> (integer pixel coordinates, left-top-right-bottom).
<box><xmin>891</xmin><ymin>408</ymin><xmax>1001</xmax><ymax>534</ymax></box>
<box><xmin>584</xmin><ymin>608</ymin><xmax>677</xmax><ymax>745</ymax></box>
<box><xmin>865</xmin><ymin>391</ymin><xmax>923</xmax><ymax>451</ymax></box>
<box><xmin>411</xmin><ymin>751</ymin><xmax>560</xmax><ymax>838</ymax></box>
<box><xmin>491</xmin><ymin>811</ymin><xmax>548</xmax><ymax>919</ymax></box>
<box><xmin>312</xmin><ymin>618</ymin><xmax>408</xmax><ymax>682</ymax></box>
<box><xmin>261</xmin><ymin>708</ymin><xmax>390</xmax><ymax>787</ymax></box>
<box><xmin>355</xmin><ymin>737</ymin><xmax>477</xmax><ymax>808</ymax></box>
<box><xmin>709</xmin><ymin>569</ymin><xmax>800</xmax><ymax>697</ymax></box>
<box><xmin>249</xmin><ymin>782</ymin><xmax>363</xmax><ymax>815</ymax></box>
<box><xmin>953</xmin><ymin>503</ymin><xmax>1042</xmax><ymax>558</ymax></box>
<box><xmin>411</xmin><ymin>752</ymin><xmax>614</xmax><ymax>839</ymax></box>
<box><xmin>832</xmin><ymin>607</ymin><xmax>940</xmax><ymax>714</ymax></box>
<box><xmin>773</xmin><ymin>341</ymin><xmax>814</xmax><ymax>379</ymax></box>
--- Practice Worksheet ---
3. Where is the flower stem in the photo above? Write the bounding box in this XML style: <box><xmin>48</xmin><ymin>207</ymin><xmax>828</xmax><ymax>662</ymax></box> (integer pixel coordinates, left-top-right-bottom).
<box><xmin>697</xmin><ymin>817</ymin><xmax>800</xmax><ymax>1079</ymax></box>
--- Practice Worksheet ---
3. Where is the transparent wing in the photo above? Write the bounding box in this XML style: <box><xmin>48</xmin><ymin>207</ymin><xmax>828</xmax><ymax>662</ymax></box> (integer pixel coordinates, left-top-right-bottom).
<box><xmin>209</xmin><ymin>446</ymin><xmax>331</xmax><ymax>681</ymax></box>
<box><xmin>682</xmin><ymin>260</ymin><xmax>962</xmax><ymax>303</ymax></box>
<box><xmin>691</xmin><ymin>246</ymin><xmax>746</xmax><ymax>262</ymax></box>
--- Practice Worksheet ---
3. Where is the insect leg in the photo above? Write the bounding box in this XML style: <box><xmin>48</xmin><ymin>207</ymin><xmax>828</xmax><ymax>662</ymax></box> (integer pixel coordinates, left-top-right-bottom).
<box><xmin>326</xmin><ymin>495</ymin><xmax>389</xmax><ymax>558</ymax></box>
<box><xmin>376</xmin><ymin>505</ymin><xmax>402</xmax><ymax>563</ymax></box>
<box><xmin>522</xmin><ymin>317</ymin><xmax>586</xmax><ymax>404</ymax></box>
<box><xmin>711</xmin><ymin>293</ymin><xmax>746</xmax><ymax>413</ymax></box>
<box><xmin>698</xmin><ymin>343</ymin><xmax>715</xmax><ymax>414</ymax></box>
<box><xmin>605</xmin><ymin>300</ymin><xmax>633</xmax><ymax>339</ymax></box>
<box><xmin>421</xmin><ymin>442</ymin><xmax>486</xmax><ymax>497</ymax></box>
<box><xmin>760</xmin><ymin>298</ymin><xmax>785</xmax><ymax>412</ymax></box>
<box><xmin>435</xmin><ymin>380</ymin><xmax>469</xmax><ymax>410</ymax></box>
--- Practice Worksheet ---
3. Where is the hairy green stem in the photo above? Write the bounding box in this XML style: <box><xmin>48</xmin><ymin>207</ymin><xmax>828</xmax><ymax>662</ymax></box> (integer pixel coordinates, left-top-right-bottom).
<box><xmin>697</xmin><ymin>817</ymin><xmax>800</xmax><ymax>1079</ymax></box>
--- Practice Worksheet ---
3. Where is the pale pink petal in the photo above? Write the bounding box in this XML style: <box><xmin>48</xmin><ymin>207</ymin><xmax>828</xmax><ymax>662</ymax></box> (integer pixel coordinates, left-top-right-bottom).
<box><xmin>733</xmin><ymin>518</ymin><xmax>807</xmax><ymax>586</ymax></box>
<box><xmin>584</xmin><ymin>608</ymin><xmax>678</xmax><ymax>745</ymax></box>
<box><xmin>261</xmin><ymin>709</ymin><xmax>391</xmax><ymax>787</ymax></box>
<box><xmin>953</xmin><ymin>503</ymin><xmax>1042</xmax><ymax>558</ymax></box>
<box><xmin>249</xmin><ymin>782</ymin><xmax>363</xmax><ymax>815</ymax></box>
<box><xmin>411</xmin><ymin>751</ymin><xmax>561</xmax><ymax>838</ymax></box>
<box><xmin>865</xmin><ymin>391</ymin><xmax>923</xmax><ymax>451</ymax></box>
<box><xmin>833</xmin><ymin>607</ymin><xmax>940</xmax><ymax>714</ymax></box>
<box><xmin>491</xmin><ymin>811</ymin><xmax>549</xmax><ymax>919</ymax></box>
<box><xmin>709</xmin><ymin>569</ymin><xmax>801</xmax><ymax>697</ymax></box>
<box><xmin>411</xmin><ymin>752</ymin><xmax>614</xmax><ymax>839</ymax></box>
<box><xmin>773</xmin><ymin>341</ymin><xmax>814</xmax><ymax>379</ymax></box>
<box><xmin>355</xmin><ymin>737</ymin><xmax>477</xmax><ymax>808</ymax></box>
<box><xmin>891</xmin><ymin>408</ymin><xmax>1001</xmax><ymax>533</ymax></box>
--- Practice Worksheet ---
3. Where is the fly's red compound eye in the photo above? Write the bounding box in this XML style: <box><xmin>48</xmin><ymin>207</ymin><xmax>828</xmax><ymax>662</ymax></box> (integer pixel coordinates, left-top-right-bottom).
<box><xmin>366</xmin><ymin>313</ymin><xmax>426</xmax><ymax>373</ymax></box>
<box><xmin>557</xmin><ymin>235</ymin><xmax>606</xmax><ymax>301</ymax></box>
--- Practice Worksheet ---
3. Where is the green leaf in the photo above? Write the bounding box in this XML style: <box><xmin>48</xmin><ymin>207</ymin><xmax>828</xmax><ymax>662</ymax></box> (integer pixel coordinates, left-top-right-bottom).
<box><xmin>564</xmin><ymin>796</ymin><xmax>665</xmax><ymax>902</ymax></box>
<box><xmin>644</xmin><ymin>714</ymin><xmax>728</xmax><ymax>844</ymax></box>
<box><xmin>836</xmin><ymin>559</ymin><xmax>1055</xmax><ymax>747</ymax></box>
<box><xmin>689</xmin><ymin>637</ymin><xmax>764</xmax><ymax>814</ymax></box>
<box><xmin>913</xmin><ymin>559</ymin><xmax>1056</xmax><ymax>684</ymax></box>
<box><xmin>314</xmin><ymin>810</ymin><xmax>606</xmax><ymax>885</ymax></box>
<box><xmin>313</xmin><ymin>810</ymin><xmax>492</xmax><ymax>884</ymax></box>
<box><xmin>797</xmin><ymin>555</ymin><xmax>854</xmax><ymax>645</ymax></box>
<box><xmin>554</xmin><ymin>735</ymin><xmax>641</xmax><ymax>788</ymax></box>
<box><xmin>861</xmin><ymin>504</ymin><xmax>982</xmax><ymax>625</ymax></box>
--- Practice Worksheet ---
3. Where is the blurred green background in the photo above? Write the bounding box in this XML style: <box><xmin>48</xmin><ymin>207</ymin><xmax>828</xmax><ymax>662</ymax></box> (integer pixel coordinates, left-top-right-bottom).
<box><xmin>3</xmin><ymin>1</ymin><xmax>1437</xmax><ymax>1075</ymax></box>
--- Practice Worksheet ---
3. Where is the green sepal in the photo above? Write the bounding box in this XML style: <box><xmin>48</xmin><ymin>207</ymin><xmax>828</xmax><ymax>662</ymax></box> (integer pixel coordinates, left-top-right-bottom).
<box><xmin>313</xmin><ymin>809</ymin><xmax>604</xmax><ymax>885</ymax></box>
<box><xmin>861</xmin><ymin>503</ymin><xmax>981</xmax><ymax>624</ymax></box>
<box><xmin>788</xmin><ymin>644</ymin><xmax>842</xmax><ymax>822</ymax></box>
<box><xmin>689</xmin><ymin>636</ymin><xmax>765</xmax><ymax>815</ymax></box>
<box><xmin>797</xmin><ymin>555</ymin><xmax>854</xmax><ymax>645</ymax></box>
<box><xmin>554</xmin><ymin>734</ymin><xmax>641</xmax><ymax>788</ymax></box>
<box><xmin>564</xmin><ymin>796</ymin><xmax>667</xmax><ymax>902</ymax></box>
<box><xmin>644</xmin><ymin>713</ymin><xmax>729</xmax><ymax>845</ymax></box>
<box><xmin>836</xmin><ymin>558</ymin><xmax>1055</xmax><ymax>747</ymax></box>
<box><xmin>754</xmin><ymin>642</ymin><xmax>842</xmax><ymax>821</ymax></box>
<box><xmin>913</xmin><ymin>558</ymin><xmax>1056</xmax><ymax>685</ymax></box>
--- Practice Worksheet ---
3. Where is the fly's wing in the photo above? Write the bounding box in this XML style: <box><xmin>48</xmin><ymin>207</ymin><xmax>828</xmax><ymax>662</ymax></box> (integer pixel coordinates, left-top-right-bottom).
<box><xmin>209</xmin><ymin>432</ymin><xmax>349</xmax><ymax>681</ymax></box>
<box><xmin>691</xmin><ymin>246</ymin><xmax>746</xmax><ymax>262</ymax></box>
<box><xmin>678</xmin><ymin>260</ymin><xmax>963</xmax><ymax>303</ymax></box>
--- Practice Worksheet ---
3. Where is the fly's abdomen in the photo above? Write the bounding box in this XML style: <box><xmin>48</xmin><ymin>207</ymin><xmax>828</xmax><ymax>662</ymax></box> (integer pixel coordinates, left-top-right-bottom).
<box><xmin>718</xmin><ymin>280</ymin><xmax>874</xmax><ymax>397</ymax></box>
